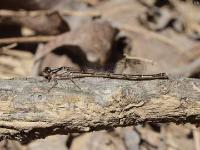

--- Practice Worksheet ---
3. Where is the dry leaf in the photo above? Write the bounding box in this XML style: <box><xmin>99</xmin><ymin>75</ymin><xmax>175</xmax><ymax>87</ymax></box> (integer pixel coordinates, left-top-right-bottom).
<box><xmin>33</xmin><ymin>20</ymin><xmax>118</xmax><ymax>75</ymax></box>
<box><xmin>70</xmin><ymin>131</ymin><xmax>127</xmax><ymax>150</ymax></box>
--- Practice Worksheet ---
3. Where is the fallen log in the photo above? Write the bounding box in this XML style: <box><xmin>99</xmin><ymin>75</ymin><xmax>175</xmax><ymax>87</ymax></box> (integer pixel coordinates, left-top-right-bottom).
<box><xmin>0</xmin><ymin>76</ymin><xmax>199</xmax><ymax>143</ymax></box>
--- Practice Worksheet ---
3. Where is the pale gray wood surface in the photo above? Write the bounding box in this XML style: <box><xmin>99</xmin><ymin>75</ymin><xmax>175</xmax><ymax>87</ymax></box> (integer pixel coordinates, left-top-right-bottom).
<box><xmin>0</xmin><ymin>77</ymin><xmax>199</xmax><ymax>143</ymax></box>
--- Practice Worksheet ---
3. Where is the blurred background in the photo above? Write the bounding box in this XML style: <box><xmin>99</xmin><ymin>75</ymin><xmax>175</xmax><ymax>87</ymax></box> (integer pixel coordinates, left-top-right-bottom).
<box><xmin>0</xmin><ymin>0</ymin><xmax>200</xmax><ymax>149</ymax></box>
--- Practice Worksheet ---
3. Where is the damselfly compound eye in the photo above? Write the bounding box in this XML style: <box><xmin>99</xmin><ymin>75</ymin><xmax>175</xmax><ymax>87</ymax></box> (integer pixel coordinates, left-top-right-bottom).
<box><xmin>193</xmin><ymin>0</ymin><xmax>200</xmax><ymax>5</ymax></box>
<box><xmin>43</xmin><ymin>67</ymin><xmax>51</xmax><ymax>74</ymax></box>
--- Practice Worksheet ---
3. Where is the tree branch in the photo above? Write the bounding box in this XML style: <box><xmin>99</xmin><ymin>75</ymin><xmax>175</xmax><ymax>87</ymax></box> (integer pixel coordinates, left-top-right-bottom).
<box><xmin>0</xmin><ymin>77</ymin><xmax>200</xmax><ymax>143</ymax></box>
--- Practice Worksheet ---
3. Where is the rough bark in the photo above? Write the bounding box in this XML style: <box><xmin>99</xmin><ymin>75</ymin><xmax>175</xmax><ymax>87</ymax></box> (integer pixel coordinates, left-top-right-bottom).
<box><xmin>0</xmin><ymin>76</ymin><xmax>200</xmax><ymax>143</ymax></box>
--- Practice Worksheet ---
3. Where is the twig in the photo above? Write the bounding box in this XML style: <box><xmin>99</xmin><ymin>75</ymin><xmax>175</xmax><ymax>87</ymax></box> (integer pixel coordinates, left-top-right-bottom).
<box><xmin>0</xmin><ymin>9</ymin><xmax>100</xmax><ymax>17</ymax></box>
<box><xmin>0</xmin><ymin>43</ymin><xmax>17</xmax><ymax>50</ymax></box>
<box><xmin>0</xmin><ymin>77</ymin><xmax>199</xmax><ymax>143</ymax></box>
<box><xmin>123</xmin><ymin>53</ymin><xmax>155</xmax><ymax>64</ymax></box>
<box><xmin>0</xmin><ymin>36</ymin><xmax>56</xmax><ymax>45</ymax></box>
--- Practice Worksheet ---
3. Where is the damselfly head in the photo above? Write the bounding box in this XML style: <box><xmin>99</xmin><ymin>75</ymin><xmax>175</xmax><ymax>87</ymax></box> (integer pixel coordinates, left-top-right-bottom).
<box><xmin>43</xmin><ymin>67</ymin><xmax>52</xmax><ymax>74</ymax></box>
<box><xmin>193</xmin><ymin>0</ymin><xmax>200</xmax><ymax>5</ymax></box>
<box><xmin>42</xmin><ymin>67</ymin><xmax>53</xmax><ymax>81</ymax></box>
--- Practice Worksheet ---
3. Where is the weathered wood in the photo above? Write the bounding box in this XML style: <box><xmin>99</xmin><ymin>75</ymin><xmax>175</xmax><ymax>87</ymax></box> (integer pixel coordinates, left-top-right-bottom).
<box><xmin>0</xmin><ymin>77</ymin><xmax>200</xmax><ymax>143</ymax></box>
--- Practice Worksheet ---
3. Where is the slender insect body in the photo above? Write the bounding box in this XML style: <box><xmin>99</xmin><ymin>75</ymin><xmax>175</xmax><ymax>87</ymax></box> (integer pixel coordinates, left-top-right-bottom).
<box><xmin>42</xmin><ymin>66</ymin><xmax>168</xmax><ymax>91</ymax></box>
